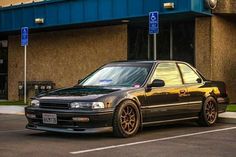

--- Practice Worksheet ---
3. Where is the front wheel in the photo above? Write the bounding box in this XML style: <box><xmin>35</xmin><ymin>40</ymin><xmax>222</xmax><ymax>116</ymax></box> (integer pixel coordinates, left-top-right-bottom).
<box><xmin>113</xmin><ymin>100</ymin><xmax>140</xmax><ymax>138</ymax></box>
<box><xmin>198</xmin><ymin>97</ymin><xmax>218</xmax><ymax>126</ymax></box>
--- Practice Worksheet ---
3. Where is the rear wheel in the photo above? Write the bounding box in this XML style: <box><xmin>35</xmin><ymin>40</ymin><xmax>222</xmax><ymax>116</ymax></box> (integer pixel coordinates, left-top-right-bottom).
<box><xmin>198</xmin><ymin>97</ymin><xmax>218</xmax><ymax>126</ymax></box>
<box><xmin>113</xmin><ymin>100</ymin><xmax>140</xmax><ymax>138</ymax></box>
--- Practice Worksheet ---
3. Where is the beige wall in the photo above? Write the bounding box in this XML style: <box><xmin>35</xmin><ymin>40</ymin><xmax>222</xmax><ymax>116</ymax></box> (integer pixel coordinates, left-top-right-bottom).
<box><xmin>8</xmin><ymin>25</ymin><xmax>127</xmax><ymax>100</ymax></box>
<box><xmin>211</xmin><ymin>15</ymin><xmax>236</xmax><ymax>103</ymax></box>
<box><xmin>214</xmin><ymin>0</ymin><xmax>236</xmax><ymax>14</ymax></box>
<box><xmin>195</xmin><ymin>15</ymin><xmax>236</xmax><ymax>103</ymax></box>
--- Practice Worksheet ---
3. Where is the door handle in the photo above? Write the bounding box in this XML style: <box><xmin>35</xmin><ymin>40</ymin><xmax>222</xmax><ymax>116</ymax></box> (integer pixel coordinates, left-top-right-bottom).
<box><xmin>179</xmin><ymin>90</ymin><xmax>190</xmax><ymax>97</ymax></box>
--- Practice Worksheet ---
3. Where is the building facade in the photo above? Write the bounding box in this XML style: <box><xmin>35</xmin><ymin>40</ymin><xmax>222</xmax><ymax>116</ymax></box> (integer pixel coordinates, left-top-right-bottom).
<box><xmin>0</xmin><ymin>0</ymin><xmax>235</xmax><ymax>102</ymax></box>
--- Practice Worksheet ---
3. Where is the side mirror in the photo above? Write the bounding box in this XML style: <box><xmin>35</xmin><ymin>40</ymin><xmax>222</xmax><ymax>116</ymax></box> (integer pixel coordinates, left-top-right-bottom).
<box><xmin>148</xmin><ymin>79</ymin><xmax>165</xmax><ymax>87</ymax></box>
<box><xmin>196</xmin><ymin>78</ymin><xmax>202</xmax><ymax>83</ymax></box>
<box><xmin>78</xmin><ymin>79</ymin><xmax>82</xmax><ymax>84</ymax></box>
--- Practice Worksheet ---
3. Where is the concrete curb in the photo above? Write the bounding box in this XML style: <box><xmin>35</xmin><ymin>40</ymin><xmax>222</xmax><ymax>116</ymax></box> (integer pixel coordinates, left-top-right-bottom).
<box><xmin>0</xmin><ymin>106</ymin><xmax>25</xmax><ymax>115</ymax></box>
<box><xmin>218</xmin><ymin>112</ymin><xmax>236</xmax><ymax>124</ymax></box>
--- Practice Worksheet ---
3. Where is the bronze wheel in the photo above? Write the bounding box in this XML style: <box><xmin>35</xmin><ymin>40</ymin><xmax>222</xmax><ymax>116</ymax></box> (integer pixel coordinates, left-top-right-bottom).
<box><xmin>205</xmin><ymin>101</ymin><xmax>217</xmax><ymax>124</ymax></box>
<box><xmin>198</xmin><ymin>97</ymin><xmax>218</xmax><ymax>126</ymax></box>
<box><xmin>120</xmin><ymin>105</ymin><xmax>137</xmax><ymax>134</ymax></box>
<box><xmin>113</xmin><ymin>100</ymin><xmax>140</xmax><ymax>138</ymax></box>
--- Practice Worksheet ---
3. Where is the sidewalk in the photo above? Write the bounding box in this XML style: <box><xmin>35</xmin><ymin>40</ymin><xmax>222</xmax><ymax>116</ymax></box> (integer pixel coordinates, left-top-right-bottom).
<box><xmin>218</xmin><ymin>112</ymin><xmax>236</xmax><ymax>124</ymax></box>
<box><xmin>0</xmin><ymin>106</ymin><xmax>25</xmax><ymax>115</ymax></box>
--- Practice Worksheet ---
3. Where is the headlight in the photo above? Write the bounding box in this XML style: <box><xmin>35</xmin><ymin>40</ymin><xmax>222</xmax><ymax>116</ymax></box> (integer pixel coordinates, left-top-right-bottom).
<box><xmin>92</xmin><ymin>102</ymin><xmax>105</xmax><ymax>109</ymax></box>
<box><xmin>30</xmin><ymin>100</ymin><xmax>40</xmax><ymax>107</ymax></box>
<box><xmin>70</xmin><ymin>102</ymin><xmax>104</xmax><ymax>109</ymax></box>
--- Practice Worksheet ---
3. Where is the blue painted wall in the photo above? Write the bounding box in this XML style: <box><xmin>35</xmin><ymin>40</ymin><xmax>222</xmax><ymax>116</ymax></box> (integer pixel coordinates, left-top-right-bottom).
<box><xmin>0</xmin><ymin>0</ymin><xmax>211</xmax><ymax>33</ymax></box>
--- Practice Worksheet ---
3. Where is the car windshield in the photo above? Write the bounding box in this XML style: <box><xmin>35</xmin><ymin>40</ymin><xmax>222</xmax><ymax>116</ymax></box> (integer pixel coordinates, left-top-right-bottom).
<box><xmin>80</xmin><ymin>63</ymin><xmax>153</xmax><ymax>87</ymax></box>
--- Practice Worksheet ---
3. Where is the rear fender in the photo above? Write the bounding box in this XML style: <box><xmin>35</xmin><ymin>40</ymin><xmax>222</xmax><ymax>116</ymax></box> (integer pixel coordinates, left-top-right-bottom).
<box><xmin>209</xmin><ymin>81</ymin><xmax>228</xmax><ymax>97</ymax></box>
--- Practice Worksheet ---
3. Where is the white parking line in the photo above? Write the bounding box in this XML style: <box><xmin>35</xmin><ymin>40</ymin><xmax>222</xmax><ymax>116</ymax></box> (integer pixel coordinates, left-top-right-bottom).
<box><xmin>70</xmin><ymin>126</ymin><xmax>236</xmax><ymax>155</ymax></box>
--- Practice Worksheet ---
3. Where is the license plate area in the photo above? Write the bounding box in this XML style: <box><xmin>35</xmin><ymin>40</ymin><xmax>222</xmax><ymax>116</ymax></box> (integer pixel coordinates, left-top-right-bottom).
<box><xmin>42</xmin><ymin>113</ymin><xmax>57</xmax><ymax>124</ymax></box>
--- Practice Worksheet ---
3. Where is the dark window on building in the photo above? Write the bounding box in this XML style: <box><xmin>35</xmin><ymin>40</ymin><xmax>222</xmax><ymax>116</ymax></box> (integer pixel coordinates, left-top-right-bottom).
<box><xmin>172</xmin><ymin>21</ymin><xmax>195</xmax><ymax>65</ymax></box>
<box><xmin>128</xmin><ymin>24</ymin><xmax>148</xmax><ymax>60</ymax></box>
<box><xmin>128</xmin><ymin>20</ymin><xmax>195</xmax><ymax>65</ymax></box>
<box><xmin>152</xmin><ymin>22</ymin><xmax>170</xmax><ymax>60</ymax></box>
<box><xmin>0</xmin><ymin>40</ymin><xmax>8</xmax><ymax>100</ymax></box>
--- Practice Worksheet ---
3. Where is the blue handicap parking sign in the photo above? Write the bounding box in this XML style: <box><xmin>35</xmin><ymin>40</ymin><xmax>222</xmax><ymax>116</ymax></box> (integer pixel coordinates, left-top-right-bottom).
<box><xmin>149</xmin><ymin>11</ymin><xmax>159</xmax><ymax>34</ymax></box>
<box><xmin>21</xmin><ymin>27</ymin><xmax>28</xmax><ymax>46</ymax></box>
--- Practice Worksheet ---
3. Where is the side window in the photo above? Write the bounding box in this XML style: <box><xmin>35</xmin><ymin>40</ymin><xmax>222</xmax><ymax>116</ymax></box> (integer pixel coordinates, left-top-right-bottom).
<box><xmin>178</xmin><ymin>63</ymin><xmax>200</xmax><ymax>84</ymax></box>
<box><xmin>151</xmin><ymin>63</ymin><xmax>182</xmax><ymax>87</ymax></box>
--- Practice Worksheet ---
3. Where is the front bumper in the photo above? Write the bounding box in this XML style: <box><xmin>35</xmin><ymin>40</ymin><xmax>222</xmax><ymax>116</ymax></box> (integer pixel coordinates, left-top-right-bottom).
<box><xmin>25</xmin><ymin>107</ymin><xmax>114</xmax><ymax>133</ymax></box>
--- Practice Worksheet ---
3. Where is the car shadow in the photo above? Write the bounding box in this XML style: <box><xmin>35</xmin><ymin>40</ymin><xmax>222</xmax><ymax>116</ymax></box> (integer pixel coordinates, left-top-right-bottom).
<box><xmin>25</xmin><ymin>121</ymin><xmax>201</xmax><ymax>140</ymax></box>
<box><xmin>26</xmin><ymin>130</ymin><xmax>115</xmax><ymax>140</ymax></box>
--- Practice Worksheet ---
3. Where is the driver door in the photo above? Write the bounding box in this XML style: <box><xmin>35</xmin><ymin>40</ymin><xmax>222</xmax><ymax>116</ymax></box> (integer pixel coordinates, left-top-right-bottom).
<box><xmin>143</xmin><ymin>62</ymin><xmax>188</xmax><ymax>123</ymax></box>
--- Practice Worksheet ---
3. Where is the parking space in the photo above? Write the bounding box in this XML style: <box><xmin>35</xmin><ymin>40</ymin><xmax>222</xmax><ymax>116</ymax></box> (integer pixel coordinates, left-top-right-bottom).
<box><xmin>0</xmin><ymin>114</ymin><xmax>236</xmax><ymax>157</ymax></box>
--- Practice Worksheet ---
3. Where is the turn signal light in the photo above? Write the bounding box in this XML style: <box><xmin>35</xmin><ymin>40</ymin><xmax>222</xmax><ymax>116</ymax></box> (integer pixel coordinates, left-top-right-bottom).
<box><xmin>26</xmin><ymin>113</ymin><xmax>36</xmax><ymax>118</ymax></box>
<box><xmin>72</xmin><ymin>117</ymin><xmax>90</xmax><ymax>122</ymax></box>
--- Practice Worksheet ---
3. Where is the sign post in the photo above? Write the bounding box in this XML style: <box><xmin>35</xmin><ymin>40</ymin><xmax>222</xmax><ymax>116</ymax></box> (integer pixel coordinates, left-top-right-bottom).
<box><xmin>21</xmin><ymin>27</ymin><xmax>28</xmax><ymax>104</ymax></box>
<box><xmin>149</xmin><ymin>11</ymin><xmax>159</xmax><ymax>60</ymax></box>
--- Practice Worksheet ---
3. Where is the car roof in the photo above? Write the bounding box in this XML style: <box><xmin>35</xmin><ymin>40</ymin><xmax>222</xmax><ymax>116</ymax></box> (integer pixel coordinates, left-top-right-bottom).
<box><xmin>109</xmin><ymin>60</ymin><xmax>187</xmax><ymax>64</ymax></box>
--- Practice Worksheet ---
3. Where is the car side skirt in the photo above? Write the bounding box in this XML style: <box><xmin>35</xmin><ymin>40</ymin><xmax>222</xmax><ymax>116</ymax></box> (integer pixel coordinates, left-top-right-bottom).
<box><xmin>142</xmin><ymin>117</ymin><xmax>199</xmax><ymax>126</ymax></box>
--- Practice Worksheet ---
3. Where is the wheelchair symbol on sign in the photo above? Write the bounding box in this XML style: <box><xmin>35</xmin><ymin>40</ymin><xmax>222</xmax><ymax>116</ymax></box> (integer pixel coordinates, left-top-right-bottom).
<box><xmin>150</xmin><ymin>13</ymin><xmax>156</xmax><ymax>21</ymax></box>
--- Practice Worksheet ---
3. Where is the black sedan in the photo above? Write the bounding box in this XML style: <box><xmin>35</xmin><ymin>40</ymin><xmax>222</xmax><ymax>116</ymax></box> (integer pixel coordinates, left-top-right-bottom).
<box><xmin>25</xmin><ymin>61</ymin><xmax>229</xmax><ymax>137</ymax></box>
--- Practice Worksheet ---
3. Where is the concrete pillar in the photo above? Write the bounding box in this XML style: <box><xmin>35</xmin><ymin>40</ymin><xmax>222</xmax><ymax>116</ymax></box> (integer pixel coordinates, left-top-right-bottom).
<box><xmin>195</xmin><ymin>17</ymin><xmax>212</xmax><ymax>79</ymax></box>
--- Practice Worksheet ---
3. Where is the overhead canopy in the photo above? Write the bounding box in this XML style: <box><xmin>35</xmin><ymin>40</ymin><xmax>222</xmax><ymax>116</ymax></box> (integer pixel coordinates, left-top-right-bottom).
<box><xmin>0</xmin><ymin>0</ymin><xmax>211</xmax><ymax>33</ymax></box>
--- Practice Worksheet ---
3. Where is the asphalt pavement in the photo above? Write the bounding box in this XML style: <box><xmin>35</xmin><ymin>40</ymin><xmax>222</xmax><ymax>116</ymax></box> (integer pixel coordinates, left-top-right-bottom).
<box><xmin>0</xmin><ymin>114</ymin><xmax>236</xmax><ymax>157</ymax></box>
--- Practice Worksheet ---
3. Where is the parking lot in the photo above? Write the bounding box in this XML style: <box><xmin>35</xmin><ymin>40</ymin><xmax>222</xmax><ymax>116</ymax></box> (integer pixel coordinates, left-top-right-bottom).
<box><xmin>0</xmin><ymin>114</ymin><xmax>235</xmax><ymax>157</ymax></box>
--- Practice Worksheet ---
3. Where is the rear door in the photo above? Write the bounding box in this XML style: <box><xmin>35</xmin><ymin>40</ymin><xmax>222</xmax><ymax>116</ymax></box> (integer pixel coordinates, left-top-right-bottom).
<box><xmin>143</xmin><ymin>62</ymin><xmax>189</xmax><ymax>123</ymax></box>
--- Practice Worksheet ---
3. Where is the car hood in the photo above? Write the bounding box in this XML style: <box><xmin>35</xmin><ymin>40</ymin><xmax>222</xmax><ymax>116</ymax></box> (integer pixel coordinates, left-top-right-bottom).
<box><xmin>38</xmin><ymin>86</ymin><xmax>124</xmax><ymax>101</ymax></box>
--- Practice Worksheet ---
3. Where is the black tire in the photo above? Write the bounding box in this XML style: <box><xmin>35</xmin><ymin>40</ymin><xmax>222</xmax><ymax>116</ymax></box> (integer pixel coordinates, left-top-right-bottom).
<box><xmin>198</xmin><ymin>97</ymin><xmax>218</xmax><ymax>126</ymax></box>
<box><xmin>113</xmin><ymin>100</ymin><xmax>140</xmax><ymax>138</ymax></box>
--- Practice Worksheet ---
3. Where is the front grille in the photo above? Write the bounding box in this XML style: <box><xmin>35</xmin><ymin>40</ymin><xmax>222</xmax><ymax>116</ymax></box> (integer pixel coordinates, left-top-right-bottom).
<box><xmin>40</xmin><ymin>103</ymin><xmax>69</xmax><ymax>109</ymax></box>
